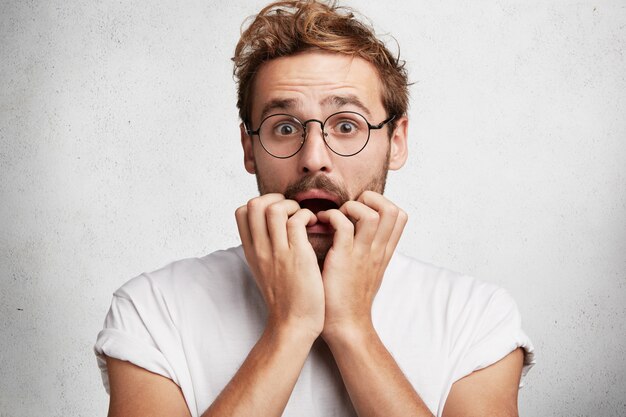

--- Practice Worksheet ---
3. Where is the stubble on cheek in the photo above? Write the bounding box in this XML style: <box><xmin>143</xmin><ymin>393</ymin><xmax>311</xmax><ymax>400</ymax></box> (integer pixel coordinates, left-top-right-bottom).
<box><xmin>252</xmin><ymin>146</ymin><xmax>391</xmax><ymax>264</ymax></box>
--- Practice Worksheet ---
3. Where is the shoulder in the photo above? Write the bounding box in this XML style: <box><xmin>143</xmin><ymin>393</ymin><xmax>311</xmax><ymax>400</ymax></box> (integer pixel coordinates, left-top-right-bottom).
<box><xmin>382</xmin><ymin>252</ymin><xmax>535</xmax><ymax>386</ymax></box>
<box><xmin>113</xmin><ymin>245</ymin><xmax>250</xmax><ymax>301</ymax></box>
<box><xmin>95</xmin><ymin>248</ymin><xmax>248</xmax><ymax>404</ymax></box>
<box><xmin>383</xmin><ymin>252</ymin><xmax>506</xmax><ymax>309</ymax></box>
<box><xmin>381</xmin><ymin>252</ymin><xmax>530</xmax><ymax>352</ymax></box>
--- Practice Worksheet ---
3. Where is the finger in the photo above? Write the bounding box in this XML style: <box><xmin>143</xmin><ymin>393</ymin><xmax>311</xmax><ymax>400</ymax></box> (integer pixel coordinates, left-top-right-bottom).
<box><xmin>235</xmin><ymin>205</ymin><xmax>256</xmax><ymax>265</ymax></box>
<box><xmin>357</xmin><ymin>191</ymin><xmax>400</xmax><ymax>251</ymax></box>
<box><xmin>286</xmin><ymin>208</ymin><xmax>317</xmax><ymax>248</ymax></box>
<box><xmin>384</xmin><ymin>208</ymin><xmax>408</xmax><ymax>264</ymax></box>
<box><xmin>246</xmin><ymin>193</ymin><xmax>285</xmax><ymax>252</ymax></box>
<box><xmin>235</xmin><ymin>205</ymin><xmax>252</xmax><ymax>246</ymax></box>
<box><xmin>339</xmin><ymin>200</ymin><xmax>379</xmax><ymax>246</ymax></box>
<box><xmin>316</xmin><ymin>209</ymin><xmax>354</xmax><ymax>251</ymax></box>
<box><xmin>266</xmin><ymin>199</ymin><xmax>301</xmax><ymax>251</ymax></box>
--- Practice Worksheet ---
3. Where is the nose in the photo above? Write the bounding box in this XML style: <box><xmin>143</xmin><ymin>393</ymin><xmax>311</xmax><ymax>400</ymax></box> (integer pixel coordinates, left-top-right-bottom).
<box><xmin>298</xmin><ymin>120</ymin><xmax>333</xmax><ymax>174</ymax></box>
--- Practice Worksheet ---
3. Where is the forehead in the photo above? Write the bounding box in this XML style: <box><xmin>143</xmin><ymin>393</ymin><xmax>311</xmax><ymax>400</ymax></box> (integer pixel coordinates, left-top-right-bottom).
<box><xmin>251</xmin><ymin>51</ymin><xmax>384</xmax><ymax>122</ymax></box>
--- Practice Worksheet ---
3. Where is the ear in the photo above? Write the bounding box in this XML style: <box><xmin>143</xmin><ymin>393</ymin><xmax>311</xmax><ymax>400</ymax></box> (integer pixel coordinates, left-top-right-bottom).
<box><xmin>387</xmin><ymin>116</ymin><xmax>409</xmax><ymax>170</ymax></box>
<box><xmin>240</xmin><ymin>123</ymin><xmax>256</xmax><ymax>174</ymax></box>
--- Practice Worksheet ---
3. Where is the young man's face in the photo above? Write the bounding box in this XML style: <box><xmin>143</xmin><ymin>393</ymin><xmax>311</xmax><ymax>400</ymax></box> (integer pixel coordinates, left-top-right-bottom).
<box><xmin>241</xmin><ymin>50</ymin><xmax>408</xmax><ymax>258</ymax></box>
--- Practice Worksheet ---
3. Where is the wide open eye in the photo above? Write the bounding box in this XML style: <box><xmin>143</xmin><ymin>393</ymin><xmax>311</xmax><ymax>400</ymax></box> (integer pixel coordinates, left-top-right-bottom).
<box><xmin>269</xmin><ymin>119</ymin><xmax>302</xmax><ymax>137</ymax></box>
<box><xmin>328</xmin><ymin>113</ymin><xmax>365</xmax><ymax>137</ymax></box>
<box><xmin>337</xmin><ymin>121</ymin><xmax>357</xmax><ymax>134</ymax></box>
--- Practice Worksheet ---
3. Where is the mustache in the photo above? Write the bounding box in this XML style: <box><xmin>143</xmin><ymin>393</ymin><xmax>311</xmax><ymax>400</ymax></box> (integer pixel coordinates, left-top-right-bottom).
<box><xmin>283</xmin><ymin>175</ymin><xmax>350</xmax><ymax>207</ymax></box>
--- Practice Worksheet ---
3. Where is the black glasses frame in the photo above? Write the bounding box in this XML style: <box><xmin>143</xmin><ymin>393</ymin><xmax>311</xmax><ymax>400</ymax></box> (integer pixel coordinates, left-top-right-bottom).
<box><xmin>245</xmin><ymin>111</ymin><xmax>396</xmax><ymax>159</ymax></box>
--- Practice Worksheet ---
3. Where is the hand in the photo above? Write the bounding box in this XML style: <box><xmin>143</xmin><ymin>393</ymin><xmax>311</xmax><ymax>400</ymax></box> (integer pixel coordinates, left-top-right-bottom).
<box><xmin>316</xmin><ymin>191</ymin><xmax>408</xmax><ymax>338</ymax></box>
<box><xmin>235</xmin><ymin>194</ymin><xmax>325</xmax><ymax>338</ymax></box>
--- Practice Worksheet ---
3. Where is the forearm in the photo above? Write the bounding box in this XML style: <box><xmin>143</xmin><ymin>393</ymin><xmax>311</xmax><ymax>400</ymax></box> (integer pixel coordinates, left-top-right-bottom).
<box><xmin>324</xmin><ymin>325</ymin><xmax>434</xmax><ymax>417</ymax></box>
<box><xmin>202</xmin><ymin>322</ymin><xmax>317</xmax><ymax>417</ymax></box>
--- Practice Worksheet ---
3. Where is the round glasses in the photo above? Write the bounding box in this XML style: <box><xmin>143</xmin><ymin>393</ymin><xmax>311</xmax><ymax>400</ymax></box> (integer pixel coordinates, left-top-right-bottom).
<box><xmin>245</xmin><ymin>111</ymin><xmax>396</xmax><ymax>159</ymax></box>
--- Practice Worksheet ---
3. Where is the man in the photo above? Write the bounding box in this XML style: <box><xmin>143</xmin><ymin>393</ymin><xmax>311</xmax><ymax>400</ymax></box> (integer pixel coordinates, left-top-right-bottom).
<box><xmin>95</xmin><ymin>1</ymin><xmax>535</xmax><ymax>416</ymax></box>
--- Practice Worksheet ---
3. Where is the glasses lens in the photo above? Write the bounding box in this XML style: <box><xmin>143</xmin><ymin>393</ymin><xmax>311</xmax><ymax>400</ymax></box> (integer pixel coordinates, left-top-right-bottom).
<box><xmin>258</xmin><ymin>115</ymin><xmax>304</xmax><ymax>158</ymax></box>
<box><xmin>324</xmin><ymin>112</ymin><xmax>369</xmax><ymax>156</ymax></box>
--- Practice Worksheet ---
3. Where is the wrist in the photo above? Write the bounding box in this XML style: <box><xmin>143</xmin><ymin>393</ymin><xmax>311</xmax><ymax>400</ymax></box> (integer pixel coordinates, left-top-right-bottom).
<box><xmin>266</xmin><ymin>315</ymin><xmax>322</xmax><ymax>346</ymax></box>
<box><xmin>321</xmin><ymin>318</ymin><xmax>376</xmax><ymax>348</ymax></box>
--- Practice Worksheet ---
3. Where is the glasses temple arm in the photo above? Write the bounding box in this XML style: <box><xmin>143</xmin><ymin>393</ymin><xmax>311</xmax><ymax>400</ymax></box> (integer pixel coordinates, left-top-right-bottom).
<box><xmin>369</xmin><ymin>114</ymin><xmax>397</xmax><ymax>130</ymax></box>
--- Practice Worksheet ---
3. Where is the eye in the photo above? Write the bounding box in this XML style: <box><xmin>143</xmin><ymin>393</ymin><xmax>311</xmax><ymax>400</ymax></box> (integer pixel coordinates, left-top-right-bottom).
<box><xmin>339</xmin><ymin>122</ymin><xmax>355</xmax><ymax>133</ymax></box>
<box><xmin>332</xmin><ymin>119</ymin><xmax>359</xmax><ymax>136</ymax></box>
<box><xmin>273</xmin><ymin>122</ymin><xmax>300</xmax><ymax>136</ymax></box>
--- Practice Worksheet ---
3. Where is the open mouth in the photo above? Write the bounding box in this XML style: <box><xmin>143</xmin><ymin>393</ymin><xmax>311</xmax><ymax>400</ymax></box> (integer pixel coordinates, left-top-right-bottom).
<box><xmin>298</xmin><ymin>198</ymin><xmax>339</xmax><ymax>214</ymax></box>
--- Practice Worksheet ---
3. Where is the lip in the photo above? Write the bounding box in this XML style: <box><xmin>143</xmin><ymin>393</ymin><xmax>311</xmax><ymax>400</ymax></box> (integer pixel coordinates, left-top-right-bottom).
<box><xmin>294</xmin><ymin>189</ymin><xmax>341</xmax><ymax>206</ymax></box>
<box><xmin>306</xmin><ymin>222</ymin><xmax>334</xmax><ymax>234</ymax></box>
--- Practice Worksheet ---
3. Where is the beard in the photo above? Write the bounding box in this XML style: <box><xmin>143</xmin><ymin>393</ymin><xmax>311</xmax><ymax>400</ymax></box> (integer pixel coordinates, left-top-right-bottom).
<box><xmin>254</xmin><ymin>152</ymin><xmax>390</xmax><ymax>264</ymax></box>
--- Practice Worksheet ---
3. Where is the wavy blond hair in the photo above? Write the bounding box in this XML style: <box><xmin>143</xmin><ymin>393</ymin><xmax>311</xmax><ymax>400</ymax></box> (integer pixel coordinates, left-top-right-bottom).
<box><xmin>233</xmin><ymin>0</ymin><xmax>409</xmax><ymax>132</ymax></box>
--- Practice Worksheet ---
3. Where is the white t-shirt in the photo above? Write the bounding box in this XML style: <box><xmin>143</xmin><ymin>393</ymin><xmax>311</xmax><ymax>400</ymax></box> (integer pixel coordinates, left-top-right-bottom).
<box><xmin>94</xmin><ymin>246</ymin><xmax>535</xmax><ymax>416</ymax></box>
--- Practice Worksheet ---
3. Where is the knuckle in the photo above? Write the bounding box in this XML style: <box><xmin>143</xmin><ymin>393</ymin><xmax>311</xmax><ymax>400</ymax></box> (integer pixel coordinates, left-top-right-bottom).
<box><xmin>271</xmin><ymin>247</ymin><xmax>282</xmax><ymax>260</ymax></box>
<box><xmin>235</xmin><ymin>205</ymin><xmax>247</xmax><ymax>218</ymax></box>
<box><xmin>342</xmin><ymin>200</ymin><xmax>358</xmax><ymax>212</ymax></box>
<box><xmin>398</xmin><ymin>209</ymin><xmax>408</xmax><ymax>222</ymax></box>
<box><xmin>266</xmin><ymin>203</ymin><xmax>283</xmax><ymax>217</ymax></box>
<box><xmin>383</xmin><ymin>205</ymin><xmax>400</xmax><ymax>218</ymax></box>
<box><xmin>286</xmin><ymin>215</ymin><xmax>300</xmax><ymax>227</ymax></box>
<box><xmin>256</xmin><ymin>251</ymin><xmax>271</xmax><ymax>264</ymax></box>
<box><xmin>365</xmin><ymin>210</ymin><xmax>379</xmax><ymax>222</ymax></box>
<box><xmin>247</xmin><ymin>198</ymin><xmax>261</xmax><ymax>211</ymax></box>
<box><xmin>339</xmin><ymin>218</ymin><xmax>355</xmax><ymax>234</ymax></box>
<box><xmin>360</xmin><ymin>190</ymin><xmax>380</xmax><ymax>203</ymax></box>
<box><xmin>370</xmin><ymin>253</ymin><xmax>384</xmax><ymax>266</ymax></box>
<box><xmin>286</xmin><ymin>220</ymin><xmax>301</xmax><ymax>233</ymax></box>
<box><xmin>329</xmin><ymin>209</ymin><xmax>346</xmax><ymax>223</ymax></box>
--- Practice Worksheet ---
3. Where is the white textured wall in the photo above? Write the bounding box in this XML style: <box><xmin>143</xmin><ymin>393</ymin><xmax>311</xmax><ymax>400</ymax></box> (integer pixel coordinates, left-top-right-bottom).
<box><xmin>1</xmin><ymin>1</ymin><xmax>624</xmax><ymax>415</ymax></box>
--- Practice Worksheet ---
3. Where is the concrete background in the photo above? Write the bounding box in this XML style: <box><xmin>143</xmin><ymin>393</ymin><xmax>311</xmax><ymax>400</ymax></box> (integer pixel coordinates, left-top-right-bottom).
<box><xmin>1</xmin><ymin>0</ymin><xmax>624</xmax><ymax>416</ymax></box>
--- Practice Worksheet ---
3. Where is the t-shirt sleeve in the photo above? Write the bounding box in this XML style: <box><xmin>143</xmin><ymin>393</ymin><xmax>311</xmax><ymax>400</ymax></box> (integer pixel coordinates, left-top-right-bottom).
<box><xmin>93</xmin><ymin>274</ymin><xmax>188</xmax><ymax>395</ymax></box>
<box><xmin>450</xmin><ymin>287</ymin><xmax>536</xmax><ymax>388</ymax></box>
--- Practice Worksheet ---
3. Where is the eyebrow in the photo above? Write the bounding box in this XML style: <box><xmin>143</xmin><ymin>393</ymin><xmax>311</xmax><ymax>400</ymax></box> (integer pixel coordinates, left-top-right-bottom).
<box><xmin>321</xmin><ymin>95</ymin><xmax>372</xmax><ymax>119</ymax></box>
<box><xmin>259</xmin><ymin>98</ymin><xmax>300</xmax><ymax>121</ymax></box>
<box><xmin>258</xmin><ymin>94</ymin><xmax>373</xmax><ymax>122</ymax></box>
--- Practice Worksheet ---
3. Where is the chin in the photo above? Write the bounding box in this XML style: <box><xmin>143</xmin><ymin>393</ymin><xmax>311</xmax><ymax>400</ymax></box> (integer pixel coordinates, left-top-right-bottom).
<box><xmin>308</xmin><ymin>233</ymin><xmax>333</xmax><ymax>265</ymax></box>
